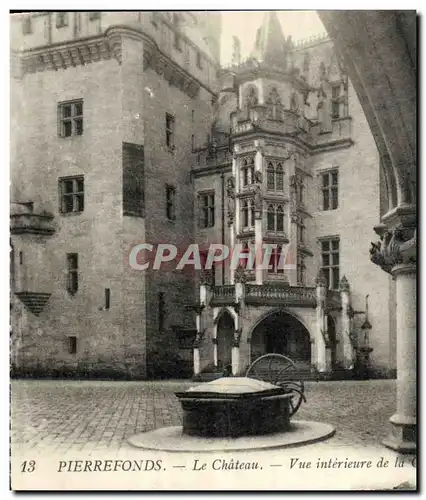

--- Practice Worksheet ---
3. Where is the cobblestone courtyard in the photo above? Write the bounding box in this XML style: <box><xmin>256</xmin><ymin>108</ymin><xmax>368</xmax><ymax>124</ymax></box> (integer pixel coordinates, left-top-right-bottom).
<box><xmin>11</xmin><ymin>379</ymin><xmax>397</xmax><ymax>453</ymax></box>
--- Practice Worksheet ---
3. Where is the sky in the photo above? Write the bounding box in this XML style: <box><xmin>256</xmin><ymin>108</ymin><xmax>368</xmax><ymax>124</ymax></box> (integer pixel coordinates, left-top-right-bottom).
<box><xmin>220</xmin><ymin>11</ymin><xmax>326</xmax><ymax>64</ymax></box>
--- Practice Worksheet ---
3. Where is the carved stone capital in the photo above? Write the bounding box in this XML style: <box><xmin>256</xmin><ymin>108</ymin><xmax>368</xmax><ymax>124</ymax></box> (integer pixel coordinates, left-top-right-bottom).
<box><xmin>290</xmin><ymin>211</ymin><xmax>300</xmax><ymax>224</ymax></box>
<box><xmin>370</xmin><ymin>227</ymin><xmax>416</xmax><ymax>275</ymax></box>
<box><xmin>339</xmin><ymin>275</ymin><xmax>350</xmax><ymax>292</ymax></box>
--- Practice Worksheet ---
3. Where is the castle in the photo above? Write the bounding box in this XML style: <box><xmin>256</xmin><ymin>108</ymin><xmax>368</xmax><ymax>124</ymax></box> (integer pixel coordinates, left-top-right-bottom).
<box><xmin>10</xmin><ymin>11</ymin><xmax>396</xmax><ymax>379</ymax></box>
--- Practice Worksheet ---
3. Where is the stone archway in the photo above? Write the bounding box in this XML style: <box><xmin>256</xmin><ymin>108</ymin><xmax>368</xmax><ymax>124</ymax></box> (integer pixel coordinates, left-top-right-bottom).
<box><xmin>319</xmin><ymin>10</ymin><xmax>416</xmax><ymax>453</ymax></box>
<box><xmin>251</xmin><ymin>311</ymin><xmax>312</xmax><ymax>365</ymax></box>
<box><xmin>216</xmin><ymin>310</ymin><xmax>235</xmax><ymax>370</ymax></box>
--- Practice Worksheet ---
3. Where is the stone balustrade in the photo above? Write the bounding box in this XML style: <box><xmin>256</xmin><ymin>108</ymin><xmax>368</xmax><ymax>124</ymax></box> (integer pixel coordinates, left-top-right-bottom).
<box><xmin>210</xmin><ymin>285</ymin><xmax>236</xmax><ymax>305</ymax></box>
<box><xmin>245</xmin><ymin>283</ymin><xmax>317</xmax><ymax>307</ymax></box>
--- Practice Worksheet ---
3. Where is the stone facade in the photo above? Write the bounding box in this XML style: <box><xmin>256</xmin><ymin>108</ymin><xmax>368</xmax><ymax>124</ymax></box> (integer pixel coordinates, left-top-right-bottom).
<box><xmin>10</xmin><ymin>11</ymin><xmax>396</xmax><ymax>379</ymax></box>
<box><xmin>192</xmin><ymin>13</ymin><xmax>396</xmax><ymax>379</ymax></box>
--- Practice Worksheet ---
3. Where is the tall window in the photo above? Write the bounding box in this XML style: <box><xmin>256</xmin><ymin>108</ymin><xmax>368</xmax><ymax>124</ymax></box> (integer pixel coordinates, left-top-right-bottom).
<box><xmin>266</xmin><ymin>161</ymin><xmax>284</xmax><ymax>191</ymax></box>
<box><xmin>58</xmin><ymin>100</ymin><xmax>83</xmax><ymax>137</ymax></box>
<box><xmin>297</xmin><ymin>220</ymin><xmax>306</xmax><ymax>244</ymax></box>
<box><xmin>321</xmin><ymin>170</ymin><xmax>339</xmax><ymax>210</ymax></box>
<box><xmin>68</xmin><ymin>336</ymin><xmax>77</xmax><ymax>354</ymax></box>
<box><xmin>165</xmin><ymin>113</ymin><xmax>175</xmax><ymax>149</ymax></box>
<box><xmin>105</xmin><ymin>288</ymin><xmax>111</xmax><ymax>310</ymax></box>
<box><xmin>241</xmin><ymin>157</ymin><xmax>255</xmax><ymax>187</ymax></box>
<box><xmin>22</xmin><ymin>15</ymin><xmax>32</xmax><ymax>35</ymax></box>
<box><xmin>240</xmin><ymin>241</ymin><xmax>255</xmax><ymax>270</ymax></box>
<box><xmin>166</xmin><ymin>185</ymin><xmax>176</xmax><ymax>221</ymax></box>
<box><xmin>241</xmin><ymin>199</ymin><xmax>255</xmax><ymax>230</ymax></box>
<box><xmin>268</xmin><ymin>245</ymin><xmax>284</xmax><ymax>274</ymax></box>
<box><xmin>66</xmin><ymin>253</ymin><xmax>78</xmax><ymax>295</ymax></box>
<box><xmin>321</xmin><ymin>239</ymin><xmax>340</xmax><ymax>289</ymax></box>
<box><xmin>331</xmin><ymin>84</ymin><xmax>341</xmax><ymax>119</ymax></box>
<box><xmin>56</xmin><ymin>13</ymin><xmax>69</xmax><ymax>28</ymax></box>
<box><xmin>297</xmin><ymin>181</ymin><xmax>305</xmax><ymax>205</ymax></box>
<box><xmin>59</xmin><ymin>176</ymin><xmax>84</xmax><ymax>214</ymax></box>
<box><xmin>266</xmin><ymin>204</ymin><xmax>285</xmax><ymax>233</ymax></box>
<box><xmin>199</xmin><ymin>192</ymin><xmax>215</xmax><ymax>228</ymax></box>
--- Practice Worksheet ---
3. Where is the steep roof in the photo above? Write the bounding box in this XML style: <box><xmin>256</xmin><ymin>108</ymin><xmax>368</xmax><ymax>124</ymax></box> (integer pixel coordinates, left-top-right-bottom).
<box><xmin>250</xmin><ymin>12</ymin><xmax>290</xmax><ymax>65</ymax></box>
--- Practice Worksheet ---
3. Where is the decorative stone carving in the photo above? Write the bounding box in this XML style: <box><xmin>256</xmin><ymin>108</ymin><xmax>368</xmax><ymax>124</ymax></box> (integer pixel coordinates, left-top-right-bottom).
<box><xmin>321</xmin><ymin>328</ymin><xmax>332</xmax><ymax>348</ymax></box>
<box><xmin>254</xmin><ymin>185</ymin><xmax>262</xmax><ymax>219</ymax></box>
<box><xmin>254</xmin><ymin>170</ymin><xmax>263</xmax><ymax>184</ymax></box>
<box><xmin>290</xmin><ymin>212</ymin><xmax>300</xmax><ymax>224</ymax></box>
<box><xmin>193</xmin><ymin>329</ymin><xmax>206</xmax><ymax>348</ymax></box>
<box><xmin>226</xmin><ymin>176</ymin><xmax>236</xmax><ymax>226</ymax></box>
<box><xmin>370</xmin><ymin>227</ymin><xmax>416</xmax><ymax>274</ymax></box>
<box><xmin>339</xmin><ymin>275</ymin><xmax>350</xmax><ymax>292</ymax></box>
<box><xmin>234</xmin><ymin>265</ymin><xmax>247</xmax><ymax>284</ymax></box>
<box><xmin>200</xmin><ymin>268</ymin><xmax>214</xmax><ymax>286</ymax></box>
<box><xmin>361</xmin><ymin>294</ymin><xmax>372</xmax><ymax>331</ymax></box>
<box><xmin>315</xmin><ymin>269</ymin><xmax>327</xmax><ymax>287</ymax></box>
<box><xmin>232</xmin><ymin>328</ymin><xmax>243</xmax><ymax>348</ymax></box>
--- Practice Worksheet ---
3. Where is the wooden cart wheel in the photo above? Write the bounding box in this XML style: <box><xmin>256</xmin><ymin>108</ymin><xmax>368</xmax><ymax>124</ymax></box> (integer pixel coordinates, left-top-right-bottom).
<box><xmin>245</xmin><ymin>353</ymin><xmax>306</xmax><ymax>417</ymax></box>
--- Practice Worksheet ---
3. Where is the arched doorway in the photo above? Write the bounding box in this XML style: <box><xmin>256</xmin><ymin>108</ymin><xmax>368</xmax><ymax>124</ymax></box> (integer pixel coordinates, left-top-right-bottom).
<box><xmin>251</xmin><ymin>311</ymin><xmax>311</xmax><ymax>364</ymax></box>
<box><xmin>216</xmin><ymin>311</ymin><xmax>234</xmax><ymax>370</ymax></box>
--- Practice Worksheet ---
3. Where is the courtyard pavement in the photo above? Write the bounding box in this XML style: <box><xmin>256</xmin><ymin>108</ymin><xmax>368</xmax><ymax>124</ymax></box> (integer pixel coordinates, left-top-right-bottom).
<box><xmin>11</xmin><ymin>378</ymin><xmax>397</xmax><ymax>453</ymax></box>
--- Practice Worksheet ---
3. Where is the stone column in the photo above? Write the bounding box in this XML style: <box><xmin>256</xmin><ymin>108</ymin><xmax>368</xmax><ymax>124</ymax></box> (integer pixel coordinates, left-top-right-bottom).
<box><xmin>193</xmin><ymin>303</ymin><xmax>205</xmax><ymax>376</ymax></box>
<box><xmin>212</xmin><ymin>323</ymin><xmax>218</xmax><ymax>367</ymax></box>
<box><xmin>370</xmin><ymin>222</ymin><xmax>416</xmax><ymax>453</ymax></box>
<box><xmin>315</xmin><ymin>270</ymin><xmax>327</xmax><ymax>373</ymax></box>
<box><xmin>229</xmin><ymin>154</ymin><xmax>238</xmax><ymax>284</ymax></box>
<box><xmin>384</xmin><ymin>262</ymin><xmax>416</xmax><ymax>453</ymax></box>
<box><xmin>339</xmin><ymin>275</ymin><xmax>354</xmax><ymax>370</ymax></box>
<box><xmin>254</xmin><ymin>142</ymin><xmax>264</xmax><ymax>285</ymax></box>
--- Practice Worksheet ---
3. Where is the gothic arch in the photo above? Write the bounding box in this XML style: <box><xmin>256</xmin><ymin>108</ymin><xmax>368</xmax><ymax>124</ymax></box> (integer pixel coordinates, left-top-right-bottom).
<box><xmin>247</xmin><ymin>307</ymin><xmax>313</xmax><ymax>343</ymax></box>
<box><xmin>213</xmin><ymin>306</ymin><xmax>237</xmax><ymax>325</ymax></box>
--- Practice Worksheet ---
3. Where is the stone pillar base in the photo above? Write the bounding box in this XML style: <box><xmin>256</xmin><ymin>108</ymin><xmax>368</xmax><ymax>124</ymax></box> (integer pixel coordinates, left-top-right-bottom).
<box><xmin>382</xmin><ymin>414</ymin><xmax>417</xmax><ymax>454</ymax></box>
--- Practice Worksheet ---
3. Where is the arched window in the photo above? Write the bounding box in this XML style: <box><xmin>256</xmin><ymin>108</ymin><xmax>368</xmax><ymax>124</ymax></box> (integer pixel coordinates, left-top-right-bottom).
<box><xmin>267</xmin><ymin>204</ymin><xmax>275</xmax><ymax>231</ymax></box>
<box><xmin>276</xmin><ymin>163</ymin><xmax>284</xmax><ymax>191</ymax></box>
<box><xmin>266</xmin><ymin>160</ymin><xmax>285</xmax><ymax>192</ymax></box>
<box><xmin>267</xmin><ymin>162</ymin><xmax>275</xmax><ymax>190</ymax></box>
<box><xmin>241</xmin><ymin>199</ymin><xmax>255</xmax><ymax>230</ymax></box>
<box><xmin>276</xmin><ymin>205</ymin><xmax>284</xmax><ymax>232</ymax></box>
